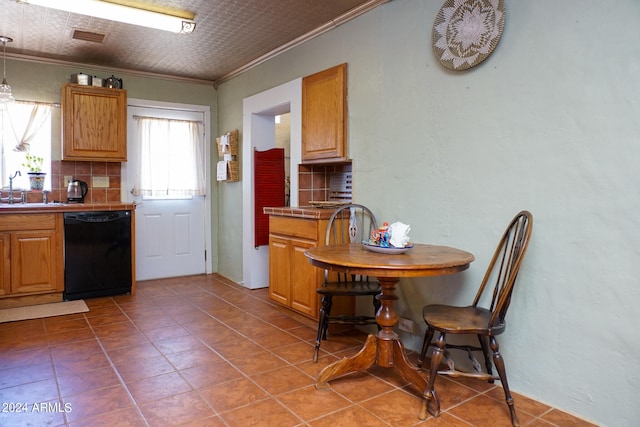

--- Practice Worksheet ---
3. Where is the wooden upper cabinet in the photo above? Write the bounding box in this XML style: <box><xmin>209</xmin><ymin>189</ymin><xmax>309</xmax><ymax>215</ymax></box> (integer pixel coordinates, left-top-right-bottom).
<box><xmin>302</xmin><ymin>63</ymin><xmax>347</xmax><ymax>163</ymax></box>
<box><xmin>62</xmin><ymin>83</ymin><xmax>127</xmax><ymax>162</ymax></box>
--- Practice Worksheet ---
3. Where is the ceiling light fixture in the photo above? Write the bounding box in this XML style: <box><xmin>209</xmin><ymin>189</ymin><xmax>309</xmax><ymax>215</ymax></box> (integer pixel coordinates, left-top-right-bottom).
<box><xmin>0</xmin><ymin>36</ymin><xmax>15</xmax><ymax>104</ymax></box>
<box><xmin>18</xmin><ymin>0</ymin><xmax>196</xmax><ymax>34</ymax></box>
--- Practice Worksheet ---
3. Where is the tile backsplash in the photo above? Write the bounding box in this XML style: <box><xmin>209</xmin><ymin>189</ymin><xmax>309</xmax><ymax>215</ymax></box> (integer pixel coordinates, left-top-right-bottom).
<box><xmin>35</xmin><ymin>160</ymin><xmax>122</xmax><ymax>203</ymax></box>
<box><xmin>298</xmin><ymin>162</ymin><xmax>352</xmax><ymax>206</ymax></box>
<box><xmin>24</xmin><ymin>160</ymin><xmax>347</xmax><ymax>206</ymax></box>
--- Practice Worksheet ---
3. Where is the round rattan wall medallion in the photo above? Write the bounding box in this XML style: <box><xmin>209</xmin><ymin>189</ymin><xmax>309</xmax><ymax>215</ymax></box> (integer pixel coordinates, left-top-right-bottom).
<box><xmin>432</xmin><ymin>0</ymin><xmax>505</xmax><ymax>71</ymax></box>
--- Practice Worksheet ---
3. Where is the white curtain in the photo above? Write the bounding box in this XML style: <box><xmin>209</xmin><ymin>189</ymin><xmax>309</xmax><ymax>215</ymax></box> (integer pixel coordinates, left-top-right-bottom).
<box><xmin>10</xmin><ymin>104</ymin><xmax>52</xmax><ymax>152</ymax></box>
<box><xmin>133</xmin><ymin>116</ymin><xmax>205</xmax><ymax>197</ymax></box>
<box><xmin>0</xmin><ymin>102</ymin><xmax>52</xmax><ymax>188</ymax></box>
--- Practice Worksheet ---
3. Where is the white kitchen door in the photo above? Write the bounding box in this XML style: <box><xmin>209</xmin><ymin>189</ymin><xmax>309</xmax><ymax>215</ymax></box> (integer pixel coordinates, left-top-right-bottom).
<box><xmin>125</xmin><ymin>103</ymin><xmax>209</xmax><ymax>281</ymax></box>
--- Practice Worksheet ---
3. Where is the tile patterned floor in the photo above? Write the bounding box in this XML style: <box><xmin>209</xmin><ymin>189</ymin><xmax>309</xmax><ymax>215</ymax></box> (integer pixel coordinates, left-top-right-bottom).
<box><xmin>0</xmin><ymin>274</ymin><xmax>597</xmax><ymax>426</ymax></box>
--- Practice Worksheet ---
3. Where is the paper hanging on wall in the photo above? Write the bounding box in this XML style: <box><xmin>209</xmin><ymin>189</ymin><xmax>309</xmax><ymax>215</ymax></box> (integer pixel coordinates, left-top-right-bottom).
<box><xmin>220</xmin><ymin>133</ymin><xmax>230</xmax><ymax>151</ymax></box>
<box><xmin>216</xmin><ymin>161</ymin><xmax>228</xmax><ymax>181</ymax></box>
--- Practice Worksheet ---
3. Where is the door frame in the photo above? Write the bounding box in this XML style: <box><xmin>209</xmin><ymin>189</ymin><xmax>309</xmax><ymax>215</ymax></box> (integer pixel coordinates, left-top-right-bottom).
<box><xmin>241</xmin><ymin>78</ymin><xmax>302</xmax><ymax>289</ymax></box>
<box><xmin>122</xmin><ymin>98</ymin><xmax>213</xmax><ymax>277</ymax></box>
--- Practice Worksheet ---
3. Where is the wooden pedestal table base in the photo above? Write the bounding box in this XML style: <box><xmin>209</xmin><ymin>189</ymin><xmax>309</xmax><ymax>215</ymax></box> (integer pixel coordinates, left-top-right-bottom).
<box><xmin>315</xmin><ymin>277</ymin><xmax>435</xmax><ymax>420</ymax></box>
<box><xmin>315</xmin><ymin>334</ymin><xmax>438</xmax><ymax>419</ymax></box>
<box><xmin>305</xmin><ymin>244</ymin><xmax>474</xmax><ymax>422</ymax></box>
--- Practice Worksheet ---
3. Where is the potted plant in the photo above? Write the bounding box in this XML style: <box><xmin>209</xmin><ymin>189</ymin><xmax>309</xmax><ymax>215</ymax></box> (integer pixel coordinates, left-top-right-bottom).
<box><xmin>22</xmin><ymin>153</ymin><xmax>46</xmax><ymax>191</ymax></box>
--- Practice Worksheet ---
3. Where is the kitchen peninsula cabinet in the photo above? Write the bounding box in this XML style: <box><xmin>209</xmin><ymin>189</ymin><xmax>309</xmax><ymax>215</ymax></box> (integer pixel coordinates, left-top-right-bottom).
<box><xmin>0</xmin><ymin>214</ymin><xmax>63</xmax><ymax>297</ymax></box>
<box><xmin>269</xmin><ymin>215</ymin><xmax>326</xmax><ymax>318</ymax></box>
<box><xmin>62</xmin><ymin>83</ymin><xmax>127</xmax><ymax>162</ymax></box>
<box><xmin>267</xmin><ymin>208</ymin><xmax>353</xmax><ymax>320</ymax></box>
<box><xmin>301</xmin><ymin>63</ymin><xmax>348</xmax><ymax>163</ymax></box>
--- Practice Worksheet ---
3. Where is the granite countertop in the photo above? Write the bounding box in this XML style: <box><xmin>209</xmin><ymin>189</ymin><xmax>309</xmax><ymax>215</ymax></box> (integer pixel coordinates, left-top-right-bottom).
<box><xmin>263</xmin><ymin>206</ymin><xmax>339</xmax><ymax>220</ymax></box>
<box><xmin>0</xmin><ymin>202</ymin><xmax>137</xmax><ymax>214</ymax></box>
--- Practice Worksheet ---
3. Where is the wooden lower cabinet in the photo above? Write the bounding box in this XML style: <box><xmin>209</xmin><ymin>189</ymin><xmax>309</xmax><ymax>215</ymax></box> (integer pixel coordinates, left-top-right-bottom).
<box><xmin>289</xmin><ymin>239</ymin><xmax>318</xmax><ymax>315</ymax></box>
<box><xmin>0</xmin><ymin>234</ymin><xmax>10</xmax><ymax>296</ymax></box>
<box><xmin>0</xmin><ymin>214</ymin><xmax>63</xmax><ymax>298</ymax></box>
<box><xmin>11</xmin><ymin>230</ymin><xmax>60</xmax><ymax>294</ymax></box>
<box><xmin>269</xmin><ymin>234</ymin><xmax>322</xmax><ymax>318</ymax></box>
<box><xmin>268</xmin><ymin>214</ymin><xmax>352</xmax><ymax>320</ymax></box>
<box><xmin>268</xmin><ymin>235</ymin><xmax>292</xmax><ymax>307</ymax></box>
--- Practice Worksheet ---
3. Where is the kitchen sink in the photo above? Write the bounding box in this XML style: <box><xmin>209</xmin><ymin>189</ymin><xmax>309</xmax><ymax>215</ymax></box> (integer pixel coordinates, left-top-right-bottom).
<box><xmin>0</xmin><ymin>202</ymin><xmax>67</xmax><ymax>208</ymax></box>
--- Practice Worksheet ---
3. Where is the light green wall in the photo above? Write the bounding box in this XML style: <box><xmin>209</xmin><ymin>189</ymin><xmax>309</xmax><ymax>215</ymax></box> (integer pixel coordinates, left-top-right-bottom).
<box><xmin>5</xmin><ymin>59</ymin><xmax>220</xmax><ymax>271</ymax></box>
<box><xmin>216</xmin><ymin>0</ymin><xmax>640</xmax><ymax>425</ymax></box>
<box><xmin>7</xmin><ymin>0</ymin><xmax>637</xmax><ymax>423</ymax></box>
<box><xmin>6</xmin><ymin>61</ymin><xmax>218</xmax><ymax>155</ymax></box>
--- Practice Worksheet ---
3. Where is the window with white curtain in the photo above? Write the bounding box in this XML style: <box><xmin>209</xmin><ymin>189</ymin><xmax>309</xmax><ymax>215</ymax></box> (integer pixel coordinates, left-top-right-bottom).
<box><xmin>0</xmin><ymin>102</ymin><xmax>52</xmax><ymax>190</ymax></box>
<box><xmin>133</xmin><ymin>116</ymin><xmax>205</xmax><ymax>197</ymax></box>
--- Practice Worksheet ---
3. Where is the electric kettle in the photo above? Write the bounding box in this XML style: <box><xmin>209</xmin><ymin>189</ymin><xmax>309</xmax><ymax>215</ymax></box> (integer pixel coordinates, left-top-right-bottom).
<box><xmin>67</xmin><ymin>180</ymin><xmax>88</xmax><ymax>203</ymax></box>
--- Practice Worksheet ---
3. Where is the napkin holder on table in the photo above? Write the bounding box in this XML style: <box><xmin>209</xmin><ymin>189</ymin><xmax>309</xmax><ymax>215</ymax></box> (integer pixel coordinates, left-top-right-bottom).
<box><xmin>389</xmin><ymin>222</ymin><xmax>411</xmax><ymax>248</ymax></box>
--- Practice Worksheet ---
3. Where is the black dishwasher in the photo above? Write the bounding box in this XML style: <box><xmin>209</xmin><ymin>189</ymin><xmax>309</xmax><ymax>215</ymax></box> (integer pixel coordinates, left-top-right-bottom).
<box><xmin>63</xmin><ymin>211</ymin><xmax>132</xmax><ymax>300</ymax></box>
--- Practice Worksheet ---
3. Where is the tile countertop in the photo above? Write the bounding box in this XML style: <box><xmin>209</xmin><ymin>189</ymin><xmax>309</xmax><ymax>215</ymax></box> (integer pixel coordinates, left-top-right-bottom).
<box><xmin>263</xmin><ymin>206</ymin><xmax>338</xmax><ymax>220</ymax></box>
<box><xmin>0</xmin><ymin>202</ymin><xmax>137</xmax><ymax>214</ymax></box>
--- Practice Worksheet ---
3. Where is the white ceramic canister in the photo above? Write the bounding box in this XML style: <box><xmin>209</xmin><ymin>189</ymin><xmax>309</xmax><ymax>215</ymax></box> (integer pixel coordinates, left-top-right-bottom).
<box><xmin>71</xmin><ymin>73</ymin><xmax>91</xmax><ymax>85</ymax></box>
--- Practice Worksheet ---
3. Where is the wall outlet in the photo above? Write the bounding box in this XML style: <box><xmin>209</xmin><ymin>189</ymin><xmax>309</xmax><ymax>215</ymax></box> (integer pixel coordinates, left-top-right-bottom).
<box><xmin>398</xmin><ymin>317</ymin><xmax>414</xmax><ymax>334</ymax></box>
<box><xmin>92</xmin><ymin>176</ymin><xmax>110</xmax><ymax>188</ymax></box>
<box><xmin>64</xmin><ymin>175</ymin><xmax>73</xmax><ymax>187</ymax></box>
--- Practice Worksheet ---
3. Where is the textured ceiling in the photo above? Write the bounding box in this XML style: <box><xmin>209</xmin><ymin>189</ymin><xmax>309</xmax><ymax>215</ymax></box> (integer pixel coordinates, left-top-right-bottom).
<box><xmin>0</xmin><ymin>0</ymin><xmax>388</xmax><ymax>85</ymax></box>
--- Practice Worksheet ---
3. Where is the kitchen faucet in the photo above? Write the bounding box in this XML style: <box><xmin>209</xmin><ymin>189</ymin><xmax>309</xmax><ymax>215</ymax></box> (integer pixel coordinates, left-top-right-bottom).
<box><xmin>8</xmin><ymin>171</ymin><xmax>21</xmax><ymax>204</ymax></box>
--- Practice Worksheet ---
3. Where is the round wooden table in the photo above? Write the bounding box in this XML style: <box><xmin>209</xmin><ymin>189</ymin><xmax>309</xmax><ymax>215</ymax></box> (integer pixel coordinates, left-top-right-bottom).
<box><xmin>305</xmin><ymin>242</ymin><xmax>474</xmax><ymax>420</ymax></box>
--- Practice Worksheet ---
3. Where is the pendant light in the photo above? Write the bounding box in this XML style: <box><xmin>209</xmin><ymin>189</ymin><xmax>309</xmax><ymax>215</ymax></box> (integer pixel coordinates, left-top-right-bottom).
<box><xmin>0</xmin><ymin>36</ymin><xmax>15</xmax><ymax>104</ymax></box>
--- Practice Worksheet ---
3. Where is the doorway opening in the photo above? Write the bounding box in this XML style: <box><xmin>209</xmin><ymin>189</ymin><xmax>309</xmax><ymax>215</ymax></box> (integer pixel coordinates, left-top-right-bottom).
<box><xmin>275</xmin><ymin>113</ymin><xmax>291</xmax><ymax>206</ymax></box>
<box><xmin>241</xmin><ymin>78</ymin><xmax>302</xmax><ymax>289</ymax></box>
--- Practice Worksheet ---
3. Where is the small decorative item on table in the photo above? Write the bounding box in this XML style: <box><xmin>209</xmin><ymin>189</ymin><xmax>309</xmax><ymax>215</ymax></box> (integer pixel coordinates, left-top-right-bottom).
<box><xmin>370</xmin><ymin>221</ymin><xmax>391</xmax><ymax>247</ymax></box>
<box><xmin>363</xmin><ymin>221</ymin><xmax>413</xmax><ymax>254</ymax></box>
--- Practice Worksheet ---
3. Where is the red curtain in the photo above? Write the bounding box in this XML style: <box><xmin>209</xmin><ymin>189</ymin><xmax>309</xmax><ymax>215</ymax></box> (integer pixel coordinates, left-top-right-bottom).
<box><xmin>254</xmin><ymin>148</ymin><xmax>285</xmax><ymax>247</ymax></box>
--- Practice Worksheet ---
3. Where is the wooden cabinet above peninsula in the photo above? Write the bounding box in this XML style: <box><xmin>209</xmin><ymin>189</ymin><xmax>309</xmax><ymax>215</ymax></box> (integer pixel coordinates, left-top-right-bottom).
<box><xmin>62</xmin><ymin>83</ymin><xmax>127</xmax><ymax>162</ymax></box>
<box><xmin>302</xmin><ymin>63</ymin><xmax>348</xmax><ymax>163</ymax></box>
